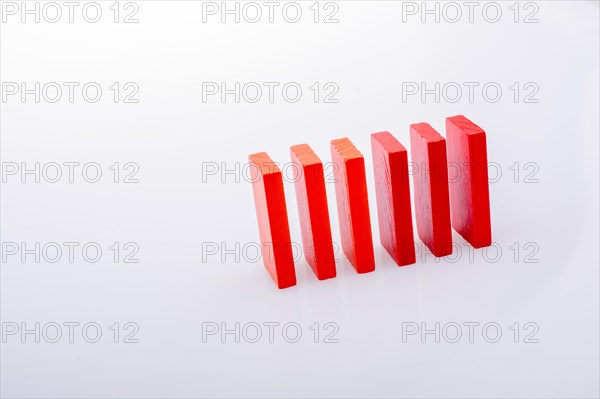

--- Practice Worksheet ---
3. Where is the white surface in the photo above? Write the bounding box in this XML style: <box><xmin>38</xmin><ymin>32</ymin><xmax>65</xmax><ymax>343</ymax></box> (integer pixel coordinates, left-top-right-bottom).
<box><xmin>1</xmin><ymin>1</ymin><xmax>599</xmax><ymax>398</ymax></box>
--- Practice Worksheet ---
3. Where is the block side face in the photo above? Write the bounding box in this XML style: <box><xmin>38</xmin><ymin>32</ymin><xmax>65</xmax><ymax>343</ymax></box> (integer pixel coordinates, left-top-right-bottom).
<box><xmin>331</xmin><ymin>143</ymin><xmax>356</xmax><ymax>268</ymax></box>
<box><xmin>263</xmin><ymin>172</ymin><xmax>297</xmax><ymax>288</ymax></box>
<box><xmin>468</xmin><ymin>132</ymin><xmax>492</xmax><ymax>246</ymax></box>
<box><xmin>249</xmin><ymin>159</ymin><xmax>277</xmax><ymax>284</ymax></box>
<box><xmin>389</xmin><ymin>150</ymin><xmax>416</xmax><ymax>265</ymax></box>
<box><xmin>446</xmin><ymin>122</ymin><xmax>473</xmax><ymax>241</ymax></box>
<box><xmin>251</xmin><ymin>175</ymin><xmax>275</xmax><ymax>276</ymax></box>
<box><xmin>249</xmin><ymin>154</ymin><xmax>296</xmax><ymax>289</ymax></box>
<box><xmin>371</xmin><ymin>135</ymin><xmax>397</xmax><ymax>263</ymax></box>
<box><xmin>290</xmin><ymin>151</ymin><xmax>317</xmax><ymax>273</ymax></box>
<box><xmin>304</xmin><ymin>162</ymin><xmax>336</xmax><ymax>280</ymax></box>
<box><xmin>427</xmin><ymin>139</ymin><xmax>453</xmax><ymax>256</ymax></box>
<box><xmin>410</xmin><ymin>128</ymin><xmax>435</xmax><ymax>253</ymax></box>
<box><xmin>345</xmin><ymin>156</ymin><xmax>375</xmax><ymax>273</ymax></box>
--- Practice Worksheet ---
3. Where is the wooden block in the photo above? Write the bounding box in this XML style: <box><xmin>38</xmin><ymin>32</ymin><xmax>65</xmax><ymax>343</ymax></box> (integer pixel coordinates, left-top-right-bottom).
<box><xmin>371</xmin><ymin>131</ymin><xmax>416</xmax><ymax>266</ymax></box>
<box><xmin>248</xmin><ymin>152</ymin><xmax>296</xmax><ymax>289</ymax></box>
<box><xmin>290</xmin><ymin>144</ymin><xmax>336</xmax><ymax>280</ymax></box>
<box><xmin>446</xmin><ymin>115</ymin><xmax>492</xmax><ymax>248</ymax></box>
<box><xmin>409</xmin><ymin>123</ymin><xmax>453</xmax><ymax>257</ymax></box>
<box><xmin>330</xmin><ymin>138</ymin><xmax>375</xmax><ymax>273</ymax></box>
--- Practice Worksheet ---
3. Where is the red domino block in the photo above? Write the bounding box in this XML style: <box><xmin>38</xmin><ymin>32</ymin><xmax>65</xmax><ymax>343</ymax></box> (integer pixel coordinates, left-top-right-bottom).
<box><xmin>248</xmin><ymin>152</ymin><xmax>296</xmax><ymax>289</ymax></box>
<box><xmin>371</xmin><ymin>132</ymin><xmax>416</xmax><ymax>266</ymax></box>
<box><xmin>290</xmin><ymin>144</ymin><xmax>336</xmax><ymax>280</ymax></box>
<box><xmin>446</xmin><ymin>115</ymin><xmax>492</xmax><ymax>248</ymax></box>
<box><xmin>330</xmin><ymin>138</ymin><xmax>375</xmax><ymax>273</ymax></box>
<box><xmin>409</xmin><ymin>123</ymin><xmax>453</xmax><ymax>257</ymax></box>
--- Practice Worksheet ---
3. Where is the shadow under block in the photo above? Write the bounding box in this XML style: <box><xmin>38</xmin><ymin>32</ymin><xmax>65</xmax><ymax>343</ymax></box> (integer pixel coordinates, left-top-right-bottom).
<box><xmin>409</xmin><ymin>123</ymin><xmax>453</xmax><ymax>257</ymax></box>
<box><xmin>371</xmin><ymin>132</ymin><xmax>416</xmax><ymax>266</ymax></box>
<box><xmin>330</xmin><ymin>138</ymin><xmax>375</xmax><ymax>273</ymax></box>
<box><xmin>446</xmin><ymin>115</ymin><xmax>492</xmax><ymax>248</ymax></box>
<box><xmin>290</xmin><ymin>144</ymin><xmax>336</xmax><ymax>280</ymax></box>
<box><xmin>248</xmin><ymin>152</ymin><xmax>296</xmax><ymax>289</ymax></box>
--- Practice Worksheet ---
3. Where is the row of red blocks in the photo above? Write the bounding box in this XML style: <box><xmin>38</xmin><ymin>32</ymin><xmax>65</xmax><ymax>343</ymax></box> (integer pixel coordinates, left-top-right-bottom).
<box><xmin>249</xmin><ymin>115</ymin><xmax>491</xmax><ymax>289</ymax></box>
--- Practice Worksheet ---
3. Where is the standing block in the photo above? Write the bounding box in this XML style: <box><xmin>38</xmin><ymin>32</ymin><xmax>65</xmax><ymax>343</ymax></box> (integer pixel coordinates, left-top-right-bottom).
<box><xmin>290</xmin><ymin>144</ymin><xmax>336</xmax><ymax>280</ymax></box>
<box><xmin>330</xmin><ymin>138</ymin><xmax>375</xmax><ymax>273</ymax></box>
<box><xmin>371</xmin><ymin>132</ymin><xmax>416</xmax><ymax>266</ymax></box>
<box><xmin>446</xmin><ymin>115</ymin><xmax>492</xmax><ymax>248</ymax></box>
<box><xmin>249</xmin><ymin>152</ymin><xmax>296</xmax><ymax>289</ymax></box>
<box><xmin>409</xmin><ymin>123</ymin><xmax>453</xmax><ymax>257</ymax></box>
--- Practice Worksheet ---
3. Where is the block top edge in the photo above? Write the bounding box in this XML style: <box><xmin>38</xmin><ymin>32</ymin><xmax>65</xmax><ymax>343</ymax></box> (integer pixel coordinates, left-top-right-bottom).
<box><xmin>446</xmin><ymin>115</ymin><xmax>485</xmax><ymax>136</ymax></box>
<box><xmin>248</xmin><ymin>152</ymin><xmax>281</xmax><ymax>175</ymax></box>
<box><xmin>410</xmin><ymin>122</ymin><xmax>445</xmax><ymax>143</ymax></box>
<box><xmin>290</xmin><ymin>144</ymin><xmax>322</xmax><ymax>166</ymax></box>
<box><xmin>371</xmin><ymin>131</ymin><xmax>407</xmax><ymax>153</ymax></box>
<box><xmin>330</xmin><ymin>137</ymin><xmax>363</xmax><ymax>160</ymax></box>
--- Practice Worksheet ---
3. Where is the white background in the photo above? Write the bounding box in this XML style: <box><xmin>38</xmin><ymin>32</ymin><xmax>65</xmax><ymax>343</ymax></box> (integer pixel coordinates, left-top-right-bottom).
<box><xmin>1</xmin><ymin>1</ymin><xmax>599</xmax><ymax>398</ymax></box>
